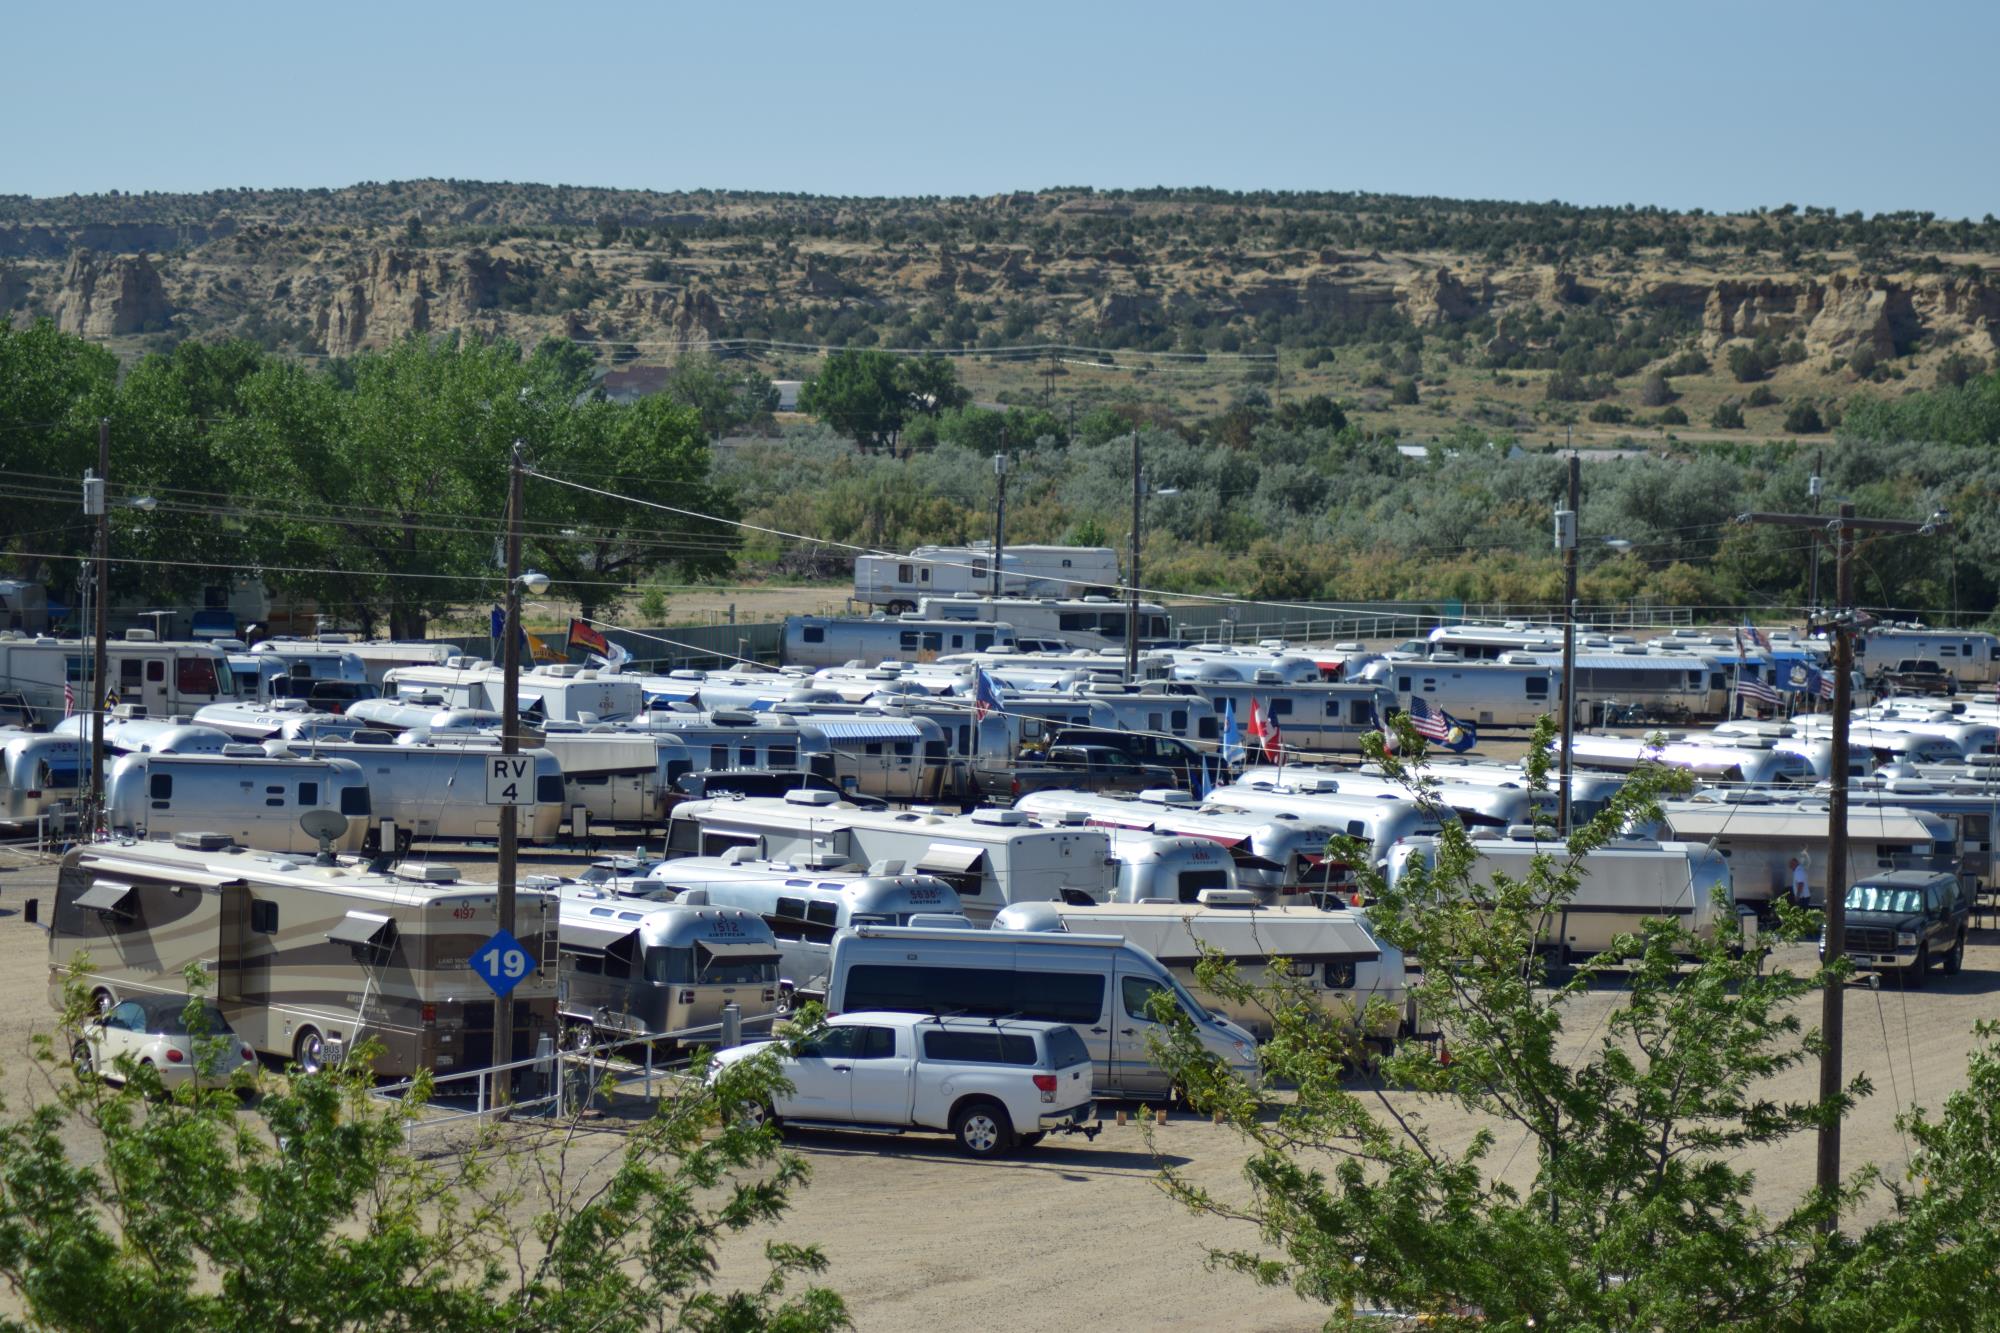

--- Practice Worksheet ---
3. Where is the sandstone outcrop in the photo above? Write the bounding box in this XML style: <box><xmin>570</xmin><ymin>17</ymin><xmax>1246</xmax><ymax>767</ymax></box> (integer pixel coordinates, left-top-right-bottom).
<box><xmin>1701</xmin><ymin>274</ymin><xmax>1921</xmax><ymax>359</ymax></box>
<box><xmin>53</xmin><ymin>250</ymin><xmax>170</xmax><ymax>336</ymax></box>
<box><xmin>314</xmin><ymin>247</ymin><xmax>508</xmax><ymax>355</ymax></box>
<box><xmin>1400</xmin><ymin>266</ymin><xmax>1482</xmax><ymax>326</ymax></box>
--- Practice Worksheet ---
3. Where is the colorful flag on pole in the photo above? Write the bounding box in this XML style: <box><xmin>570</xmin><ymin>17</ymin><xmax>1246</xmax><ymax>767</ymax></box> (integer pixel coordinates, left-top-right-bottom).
<box><xmin>1246</xmin><ymin>698</ymin><xmax>1281</xmax><ymax>762</ymax></box>
<box><xmin>1736</xmin><ymin>676</ymin><xmax>1783</xmax><ymax>705</ymax></box>
<box><xmin>568</xmin><ymin>618</ymin><xmax>610</xmax><ymax>657</ymax></box>
<box><xmin>63</xmin><ymin>681</ymin><xmax>74</xmax><ymax>716</ymax></box>
<box><xmin>973</xmin><ymin>668</ymin><xmax>1002</xmax><ymax>723</ymax></box>
<box><xmin>1820</xmin><ymin>671</ymin><xmax>1837</xmax><ymax>701</ymax></box>
<box><xmin>1219</xmin><ymin>698</ymin><xmax>1243</xmax><ymax>768</ymax></box>
<box><xmin>1743</xmin><ymin>619</ymin><xmax>1769</xmax><ymax>651</ymax></box>
<box><xmin>588</xmin><ymin>639</ymin><xmax>632</xmax><ymax>672</ymax></box>
<box><xmin>489</xmin><ymin>605</ymin><xmax>506</xmax><ymax>649</ymax></box>
<box><xmin>1410</xmin><ymin>696</ymin><xmax>1480</xmax><ymax>752</ymax></box>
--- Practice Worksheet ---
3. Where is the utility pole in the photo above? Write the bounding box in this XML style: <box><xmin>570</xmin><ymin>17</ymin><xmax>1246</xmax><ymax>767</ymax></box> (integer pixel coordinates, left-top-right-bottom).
<box><xmin>1126</xmin><ymin>427</ymin><xmax>1141</xmax><ymax>682</ymax></box>
<box><xmin>1736</xmin><ymin>500</ymin><xmax>1948</xmax><ymax>1226</ymax></box>
<box><xmin>87</xmin><ymin>417</ymin><xmax>110</xmax><ymax>832</ymax></box>
<box><xmin>1554</xmin><ymin>452</ymin><xmax>1579</xmax><ymax>833</ymax></box>
<box><xmin>991</xmin><ymin>449</ymin><xmax>1009</xmax><ymax>598</ymax></box>
<box><xmin>496</xmin><ymin>442</ymin><xmax>525</xmax><ymax>1069</ymax></box>
<box><xmin>1806</xmin><ymin>452</ymin><xmax>1824</xmax><ymax>617</ymax></box>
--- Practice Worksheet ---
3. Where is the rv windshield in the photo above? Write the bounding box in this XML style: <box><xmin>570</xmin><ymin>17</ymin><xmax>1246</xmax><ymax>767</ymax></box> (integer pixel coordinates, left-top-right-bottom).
<box><xmin>1162</xmin><ymin>971</ymin><xmax>1212</xmax><ymax>1024</ymax></box>
<box><xmin>646</xmin><ymin>945</ymin><xmax>775</xmax><ymax>987</ymax></box>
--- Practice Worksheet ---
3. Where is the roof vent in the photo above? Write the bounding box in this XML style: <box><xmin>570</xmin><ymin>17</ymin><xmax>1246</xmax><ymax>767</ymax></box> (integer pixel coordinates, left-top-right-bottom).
<box><xmin>710</xmin><ymin>708</ymin><xmax>757</xmax><ymax>726</ymax></box>
<box><xmin>221</xmin><ymin>743</ymin><xmax>267</xmax><ymax>758</ymax></box>
<box><xmin>172</xmin><ymin>831</ymin><xmax>234</xmax><ymax>851</ymax></box>
<box><xmin>124</xmin><ymin>628</ymin><xmax>157</xmax><ymax>642</ymax></box>
<box><xmin>409</xmin><ymin>864</ymin><xmax>460</xmax><ymax>883</ymax></box>
<box><xmin>1504</xmin><ymin>825</ymin><xmax>1548</xmax><ymax>841</ymax></box>
<box><xmin>783</xmin><ymin>788</ymin><xmax>839</xmax><ymax>806</ymax></box>
<box><xmin>970</xmin><ymin>807</ymin><xmax>1029</xmax><ymax>825</ymax></box>
<box><xmin>1195</xmin><ymin>888</ymin><xmax>1262</xmax><ymax>908</ymax></box>
<box><xmin>1138</xmin><ymin>788</ymin><xmax>1196</xmax><ymax>805</ymax></box>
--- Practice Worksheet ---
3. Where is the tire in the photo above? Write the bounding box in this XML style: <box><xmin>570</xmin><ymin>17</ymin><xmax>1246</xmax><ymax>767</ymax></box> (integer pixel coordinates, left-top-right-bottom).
<box><xmin>1946</xmin><ymin>930</ymin><xmax>1967</xmax><ymax>976</ymax></box>
<box><xmin>950</xmin><ymin>1099</ymin><xmax>1015</xmax><ymax>1159</ymax></box>
<box><xmin>293</xmin><ymin>1027</ymin><xmax>327</xmax><ymax>1075</ymax></box>
<box><xmin>562</xmin><ymin>1022</ymin><xmax>596</xmax><ymax>1055</ymax></box>
<box><xmin>1016</xmin><ymin>1132</ymin><xmax>1046</xmax><ymax>1149</ymax></box>
<box><xmin>737</xmin><ymin>1099</ymin><xmax>779</xmax><ymax>1133</ymax></box>
<box><xmin>1908</xmin><ymin>947</ymin><xmax>1930</xmax><ymax>989</ymax></box>
<box><xmin>71</xmin><ymin>1041</ymin><xmax>95</xmax><ymax>1079</ymax></box>
<box><xmin>90</xmin><ymin>989</ymin><xmax>115</xmax><ymax>1016</ymax></box>
<box><xmin>773</xmin><ymin>987</ymin><xmax>794</xmax><ymax>1018</ymax></box>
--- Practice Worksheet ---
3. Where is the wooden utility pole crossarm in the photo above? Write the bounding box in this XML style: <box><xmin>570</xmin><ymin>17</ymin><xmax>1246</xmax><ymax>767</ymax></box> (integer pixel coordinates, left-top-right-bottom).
<box><xmin>1734</xmin><ymin>501</ymin><xmax>1950</xmax><ymax>1228</ymax></box>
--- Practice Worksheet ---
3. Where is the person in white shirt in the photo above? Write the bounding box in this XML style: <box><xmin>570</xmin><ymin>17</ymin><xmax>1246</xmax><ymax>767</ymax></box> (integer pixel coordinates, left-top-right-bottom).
<box><xmin>1788</xmin><ymin>857</ymin><xmax>1811</xmax><ymax>909</ymax></box>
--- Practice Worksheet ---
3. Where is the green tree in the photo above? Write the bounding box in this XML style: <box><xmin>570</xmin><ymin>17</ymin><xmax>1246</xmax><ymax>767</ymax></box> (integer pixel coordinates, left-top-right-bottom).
<box><xmin>0</xmin><ymin>968</ymin><xmax>849</xmax><ymax>1332</ymax></box>
<box><xmin>1784</xmin><ymin>401</ymin><xmax>1826</xmax><ymax>434</ymax></box>
<box><xmin>1711</xmin><ymin>399</ymin><xmax>1746</xmax><ymax>429</ymax></box>
<box><xmin>1150</xmin><ymin>725</ymin><xmax>1858</xmax><ymax>1328</ymax></box>
<box><xmin>798</xmin><ymin>349</ymin><xmax>906</xmax><ymax>454</ymax></box>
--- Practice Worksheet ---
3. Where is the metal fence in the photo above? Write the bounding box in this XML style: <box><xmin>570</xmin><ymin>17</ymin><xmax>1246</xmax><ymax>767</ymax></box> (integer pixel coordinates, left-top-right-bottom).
<box><xmin>1169</xmin><ymin>600</ymin><xmax>1696</xmax><ymax>646</ymax></box>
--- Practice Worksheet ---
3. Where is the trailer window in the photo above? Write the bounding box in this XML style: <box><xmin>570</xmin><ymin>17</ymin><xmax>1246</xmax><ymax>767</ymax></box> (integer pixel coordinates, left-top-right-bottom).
<box><xmin>740</xmin><ymin>745</ymin><xmax>757</xmax><ymax>767</ymax></box>
<box><xmin>176</xmin><ymin>657</ymin><xmax>219</xmax><ymax>695</ymax></box>
<box><xmin>263</xmin><ymin>785</ymin><xmax>285</xmax><ymax>808</ymax></box>
<box><xmin>146</xmin><ymin>660</ymin><xmax>165</xmax><ymax>684</ymax></box>
<box><xmin>1525</xmin><ymin>677</ymin><xmax>1549</xmax><ymax>698</ymax></box>
<box><xmin>121</xmin><ymin>660</ymin><xmax>142</xmax><ymax>687</ymax></box>
<box><xmin>700</xmin><ymin>832</ymin><xmax>758</xmax><ymax>858</ymax></box>
<box><xmin>1397</xmin><ymin>676</ymin><xmax>1412</xmax><ymax>692</ymax></box>
<box><xmin>768</xmin><ymin>745</ymin><xmax>796</xmax><ymax>768</ymax></box>
<box><xmin>150</xmin><ymin>774</ymin><xmax>173</xmax><ymax>801</ymax></box>
<box><xmin>1323</xmin><ymin>960</ymin><xmax>1356</xmax><ymax>989</ymax></box>
<box><xmin>710</xmin><ymin>745</ymin><xmax>728</xmax><ymax>769</ymax></box>
<box><xmin>1349</xmin><ymin>700</ymin><xmax>1374</xmax><ymax>724</ymax></box>
<box><xmin>1177</xmin><ymin>870</ymin><xmax>1229</xmax><ymax>902</ymax></box>
<box><xmin>974</xmin><ymin>633</ymin><xmax>994</xmax><ymax>650</ymax></box>
<box><xmin>340</xmin><ymin>787</ymin><xmax>370</xmax><ymax>816</ymax></box>
<box><xmin>298</xmin><ymin>782</ymin><xmax>319</xmax><ymax>807</ymax></box>
<box><xmin>537</xmin><ymin>775</ymin><xmax>563</xmax><ymax>803</ymax></box>
<box><xmin>251</xmin><ymin>900</ymin><xmax>278</xmax><ymax>934</ymax></box>
<box><xmin>801</xmin><ymin>626</ymin><xmax>825</xmax><ymax>644</ymax></box>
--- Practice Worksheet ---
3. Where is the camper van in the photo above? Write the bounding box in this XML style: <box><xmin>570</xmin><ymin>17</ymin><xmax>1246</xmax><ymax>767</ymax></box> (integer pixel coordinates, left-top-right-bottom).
<box><xmin>782</xmin><ymin>616</ymin><xmax>1017</xmax><ymax>670</ymax></box>
<box><xmin>1388</xmin><ymin>832</ymin><xmax>1738</xmax><ymax>959</ymax></box>
<box><xmin>47</xmin><ymin>834</ymin><xmax>561</xmax><ymax>1076</ymax></box>
<box><xmin>0</xmin><ymin>730</ymin><xmax>80</xmax><ymax>826</ymax></box>
<box><xmin>292</xmin><ymin>734</ymin><xmax>564</xmax><ymax>849</ymax></box>
<box><xmin>0</xmin><ymin>631</ymin><xmax>240</xmax><ymax>729</ymax></box>
<box><xmin>640</xmin><ymin>854</ymin><xmax>962</xmax><ymax>1005</ymax></box>
<box><xmin>664</xmin><ymin>791</ymin><xmax>1117</xmax><ymax>921</ymax></box>
<box><xmin>1013</xmin><ymin>790</ymin><xmax>1335</xmax><ymax>901</ymax></box>
<box><xmin>992</xmin><ymin>897</ymin><xmax>1409</xmax><ymax>1043</ymax></box>
<box><xmin>104</xmin><ymin>749</ymin><xmax>372</xmax><ymax>853</ymax></box>
<box><xmin>383</xmin><ymin>660</ymin><xmax>644</xmax><ymax>724</ymax></box>
<box><xmin>825</xmin><ymin>923</ymin><xmax>1259</xmax><ymax>1098</ymax></box>
<box><xmin>554</xmin><ymin>887</ymin><xmax>780</xmax><ymax>1048</ymax></box>
<box><xmin>1650</xmin><ymin>798</ymin><xmax>1955</xmax><ymax>906</ymax></box>
<box><xmin>918</xmin><ymin>596</ymin><xmax>1174</xmax><ymax>651</ymax></box>
<box><xmin>854</xmin><ymin>544</ymin><xmax>1121</xmax><ymax>611</ymax></box>
<box><xmin>1354</xmin><ymin>656</ymin><xmax>1559</xmax><ymax>729</ymax></box>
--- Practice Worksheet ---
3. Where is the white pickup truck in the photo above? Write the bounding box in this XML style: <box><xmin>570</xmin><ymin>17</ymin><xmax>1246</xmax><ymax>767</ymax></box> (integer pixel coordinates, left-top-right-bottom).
<box><xmin>709</xmin><ymin>1011</ymin><xmax>1099</xmax><ymax>1157</ymax></box>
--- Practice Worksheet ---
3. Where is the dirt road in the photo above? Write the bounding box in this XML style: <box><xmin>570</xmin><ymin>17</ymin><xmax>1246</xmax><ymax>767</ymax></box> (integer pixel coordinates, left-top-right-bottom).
<box><xmin>2</xmin><ymin>846</ymin><xmax>1992</xmax><ymax>1329</ymax></box>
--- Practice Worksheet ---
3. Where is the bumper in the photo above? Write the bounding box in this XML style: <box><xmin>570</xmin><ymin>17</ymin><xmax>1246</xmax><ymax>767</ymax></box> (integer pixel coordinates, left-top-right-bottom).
<box><xmin>1040</xmin><ymin>1100</ymin><xmax>1095</xmax><ymax>1130</ymax></box>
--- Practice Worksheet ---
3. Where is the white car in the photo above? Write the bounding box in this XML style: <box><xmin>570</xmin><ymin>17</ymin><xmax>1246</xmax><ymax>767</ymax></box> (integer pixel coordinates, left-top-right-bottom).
<box><xmin>710</xmin><ymin>1012</ymin><xmax>1098</xmax><ymax>1158</ymax></box>
<box><xmin>73</xmin><ymin>995</ymin><xmax>260</xmax><ymax>1092</ymax></box>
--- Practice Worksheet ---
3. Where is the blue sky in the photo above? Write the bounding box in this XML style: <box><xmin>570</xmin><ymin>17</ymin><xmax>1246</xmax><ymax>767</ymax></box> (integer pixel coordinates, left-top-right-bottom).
<box><xmin>8</xmin><ymin>0</ymin><xmax>1995</xmax><ymax>219</ymax></box>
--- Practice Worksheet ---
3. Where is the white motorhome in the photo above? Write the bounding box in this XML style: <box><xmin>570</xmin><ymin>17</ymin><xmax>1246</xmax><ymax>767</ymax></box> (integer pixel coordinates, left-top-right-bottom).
<box><xmin>383</xmin><ymin>660</ymin><xmax>643</xmax><ymax>724</ymax></box>
<box><xmin>48</xmin><ymin>834</ymin><xmax>561</xmax><ymax>1075</ymax></box>
<box><xmin>825</xmin><ymin>923</ymin><xmax>1259</xmax><ymax>1099</ymax></box>
<box><xmin>992</xmin><ymin>897</ymin><xmax>1409</xmax><ymax>1043</ymax></box>
<box><xmin>854</xmin><ymin>544</ymin><xmax>1120</xmax><ymax>611</ymax></box>
<box><xmin>1387</xmin><ymin>831</ymin><xmax>1738</xmax><ymax>959</ymax></box>
<box><xmin>1650</xmin><ymin>797</ymin><xmax>1955</xmax><ymax>906</ymax></box>
<box><xmin>1012</xmin><ymin>789</ymin><xmax>1337</xmax><ymax>901</ymax></box>
<box><xmin>1203</xmin><ymin>780</ymin><xmax>1447</xmax><ymax>874</ymax></box>
<box><xmin>1225</xmin><ymin>768</ymin><xmax>1533</xmax><ymax>832</ymax></box>
<box><xmin>1417</xmin><ymin>623</ymin><xmax>1564</xmax><ymax>659</ymax></box>
<box><xmin>783</xmin><ymin>615</ymin><xmax>1018</xmax><ymax>669</ymax></box>
<box><xmin>1828</xmin><ymin>626</ymin><xmax>2000</xmax><ymax>685</ymax></box>
<box><xmin>918</xmin><ymin>595</ymin><xmax>1173</xmax><ymax>652</ymax></box>
<box><xmin>54</xmin><ymin>713</ymin><xmax>232</xmax><ymax>756</ymax></box>
<box><xmin>1559</xmin><ymin>733</ymin><xmax>1816</xmax><ymax>785</ymax></box>
<box><xmin>664</xmin><ymin>791</ymin><xmax>1117</xmax><ymax>922</ymax></box>
<box><xmin>641</xmin><ymin>853</ymin><xmax>963</xmax><ymax>1005</ymax></box>
<box><xmin>1355</xmin><ymin>655</ymin><xmax>1559</xmax><ymax>729</ymax></box>
<box><xmin>554</xmin><ymin>887</ymin><xmax>779</xmax><ymax>1047</ymax></box>
<box><xmin>226</xmin><ymin>639</ymin><xmax>374</xmax><ymax>709</ymax></box>
<box><xmin>104</xmin><ymin>749</ymin><xmax>372</xmax><ymax>853</ymax></box>
<box><xmin>1791</xmin><ymin>711</ymin><xmax>1999</xmax><ymax>758</ymax></box>
<box><xmin>0</xmin><ymin>631</ymin><xmax>240</xmax><ymax>729</ymax></box>
<box><xmin>193</xmin><ymin>699</ymin><xmax>376</xmax><ymax>743</ymax></box>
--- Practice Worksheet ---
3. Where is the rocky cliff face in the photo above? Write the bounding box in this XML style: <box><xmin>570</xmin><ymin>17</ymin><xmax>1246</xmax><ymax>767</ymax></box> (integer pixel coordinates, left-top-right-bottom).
<box><xmin>1400</xmin><ymin>266</ymin><xmax>1484</xmax><ymax>326</ymax></box>
<box><xmin>313</xmin><ymin>247</ymin><xmax>508</xmax><ymax>356</ymax></box>
<box><xmin>53</xmin><ymin>250</ymin><xmax>170</xmax><ymax>336</ymax></box>
<box><xmin>1702</xmin><ymin>274</ymin><xmax>1929</xmax><ymax>359</ymax></box>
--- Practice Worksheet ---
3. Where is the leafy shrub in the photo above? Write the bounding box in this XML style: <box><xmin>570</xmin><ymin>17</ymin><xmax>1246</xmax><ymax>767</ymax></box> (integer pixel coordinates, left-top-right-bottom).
<box><xmin>1588</xmin><ymin>403</ymin><xmax>1630</xmax><ymax>424</ymax></box>
<box><xmin>1746</xmin><ymin>385</ymin><xmax>1780</xmax><ymax>408</ymax></box>
<box><xmin>1658</xmin><ymin>405</ymin><xmax>1688</xmax><ymax>425</ymax></box>
<box><xmin>1390</xmin><ymin>378</ymin><xmax>1419</xmax><ymax>405</ymax></box>
<box><xmin>1638</xmin><ymin>371</ymin><xmax>1674</xmax><ymax>406</ymax></box>
<box><xmin>1711</xmin><ymin>400</ymin><xmax>1745</xmax><ymax>429</ymax></box>
<box><xmin>1783</xmin><ymin>402</ymin><xmax>1825</xmax><ymax>433</ymax></box>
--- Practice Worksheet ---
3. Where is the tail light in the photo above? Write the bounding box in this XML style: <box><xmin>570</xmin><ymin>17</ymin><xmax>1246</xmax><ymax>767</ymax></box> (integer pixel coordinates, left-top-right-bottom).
<box><xmin>763</xmin><ymin>988</ymin><xmax>776</xmax><ymax>1002</ymax></box>
<box><xmin>1032</xmin><ymin>1072</ymin><xmax>1058</xmax><ymax>1102</ymax></box>
<box><xmin>421</xmin><ymin>1003</ymin><xmax>437</xmax><ymax>1024</ymax></box>
<box><xmin>165</xmin><ymin>1047</ymin><xmax>185</xmax><ymax>1064</ymax></box>
<box><xmin>25</xmin><ymin>790</ymin><xmax>40</xmax><ymax>800</ymax></box>
<box><xmin>241</xmin><ymin>1046</ymin><xmax>255</xmax><ymax>1062</ymax></box>
<box><xmin>1011</xmin><ymin>778</ymin><xmax>1021</xmax><ymax>797</ymax></box>
<box><xmin>679</xmin><ymin>990</ymin><xmax>695</xmax><ymax>1003</ymax></box>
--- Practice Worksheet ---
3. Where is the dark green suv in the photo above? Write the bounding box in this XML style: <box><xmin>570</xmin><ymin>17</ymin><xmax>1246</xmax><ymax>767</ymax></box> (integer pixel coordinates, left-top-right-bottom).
<box><xmin>1824</xmin><ymin>869</ymin><xmax>1970</xmax><ymax>985</ymax></box>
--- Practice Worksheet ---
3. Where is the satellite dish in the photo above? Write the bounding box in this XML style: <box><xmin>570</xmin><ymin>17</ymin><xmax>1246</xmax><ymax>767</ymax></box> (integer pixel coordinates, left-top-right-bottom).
<box><xmin>299</xmin><ymin>809</ymin><xmax>348</xmax><ymax>864</ymax></box>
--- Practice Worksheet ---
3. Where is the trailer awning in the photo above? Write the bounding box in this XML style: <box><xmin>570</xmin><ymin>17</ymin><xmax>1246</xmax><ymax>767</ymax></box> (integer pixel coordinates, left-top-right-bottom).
<box><xmin>562</xmin><ymin>921</ymin><xmax>640</xmax><ymax>969</ymax></box>
<box><xmin>917</xmin><ymin>843</ymin><xmax>986</xmax><ymax>875</ymax></box>
<box><xmin>75</xmin><ymin>879</ymin><xmax>136</xmax><ymax>916</ymax></box>
<box><xmin>326</xmin><ymin>911</ymin><xmax>398</xmax><ymax>950</ymax></box>
<box><xmin>800</xmin><ymin>719</ymin><xmax>925</xmax><ymax>742</ymax></box>
<box><xmin>696</xmin><ymin>938</ymin><xmax>781</xmax><ymax>964</ymax></box>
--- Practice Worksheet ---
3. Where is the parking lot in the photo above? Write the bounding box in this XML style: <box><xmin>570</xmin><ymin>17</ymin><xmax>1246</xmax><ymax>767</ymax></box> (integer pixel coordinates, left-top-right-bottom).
<box><xmin>5</xmin><ymin>844</ymin><xmax>1998</xmax><ymax>1329</ymax></box>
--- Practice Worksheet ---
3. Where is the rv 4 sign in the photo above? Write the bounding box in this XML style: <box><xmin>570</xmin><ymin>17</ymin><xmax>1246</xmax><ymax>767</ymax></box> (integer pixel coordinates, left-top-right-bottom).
<box><xmin>471</xmin><ymin>928</ymin><xmax>533</xmax><ymax>998</ymax></box>
<box><xmin>485</xmin><ymin>755</ymin><xmax>534</xmax><ymax>806</ymax></box>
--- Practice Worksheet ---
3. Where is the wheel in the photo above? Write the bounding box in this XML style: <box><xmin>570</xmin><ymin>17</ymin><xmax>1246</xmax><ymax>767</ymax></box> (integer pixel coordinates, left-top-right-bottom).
<box><xmin>71</xmin><ymin>1041</ymin><xmax>95</xmax><ymax>1079</ymax></box>
<box><xmin>90</xmin><ymin>989</ymin><xmax>115</xmax><ymax>1016</ymax></box>
<box><xmin>950</xmin><ymin>1099</ymin><xmax>1015</xmax><ymax>1159</ymax></box>
<box><xmin>1015</xmin><ymin>1131</ymin><xmax>1046</xmax><ymax>1149</ymax></box>
<box><xmin>1908</xmin><ymin>947</ymin><xmax>1929</xmax><ymax>989</ymax></box>
<box><xmin>738</xmin><ymin>1099</ymin><xmax>778</xmax><ymax>1131</ymax></box>
<box><xmin>773</xmin><ymin>987</ymin><xmax>794</xmax><ymax>1018</ymax></box>
<box><xmin>293</xmin><ymin>1027</ymin><xmax>327</xmax><ymax>1075</ymax></box>
<box><xmin>1945</xmin><ymin>931</ymin><xmax>1967</xmax><ymax>976</ymax></box>
<box><xmin>562</xmin><ymin>1022</ymin><xmax>596</xmax><ymax>1055</ymax></box>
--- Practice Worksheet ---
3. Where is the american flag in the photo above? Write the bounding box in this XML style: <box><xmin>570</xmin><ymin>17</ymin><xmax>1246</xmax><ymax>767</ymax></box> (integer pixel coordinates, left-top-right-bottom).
<box><xmin>972</xmin><ymin>668</ymin><xmax>1001</xmax><ymax>722</ymax></box>
<box><xmin>1737</xmin><ymin>676</ymin><xmax>1783</xmax><ymax>705</ymax></box>
<box><xmin>1820</xmin><ymin>671</ymin><xmax>1837</xmax><ymax>701</ymax></box>
<box><xmin>1742</xmin><ymin>620</ymin><xmax>1769</xmax><ymax>651</ymax></box>
<box><xmin>1408</xmin><ymin>696</ymin><xmax>1452</xmax><ymax>741</ymax></box>
<box><xmin>63</xmin><ymin>681</ymin><xmax>74</xmax><ymax>716</ymax></box>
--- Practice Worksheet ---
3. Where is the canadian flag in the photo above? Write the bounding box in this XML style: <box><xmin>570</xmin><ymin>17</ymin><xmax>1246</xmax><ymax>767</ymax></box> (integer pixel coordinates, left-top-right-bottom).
<box><xmin>1247</xmin><ymin>698</ymin><xmax>1282</xmax><ymax>762</ymax></box>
